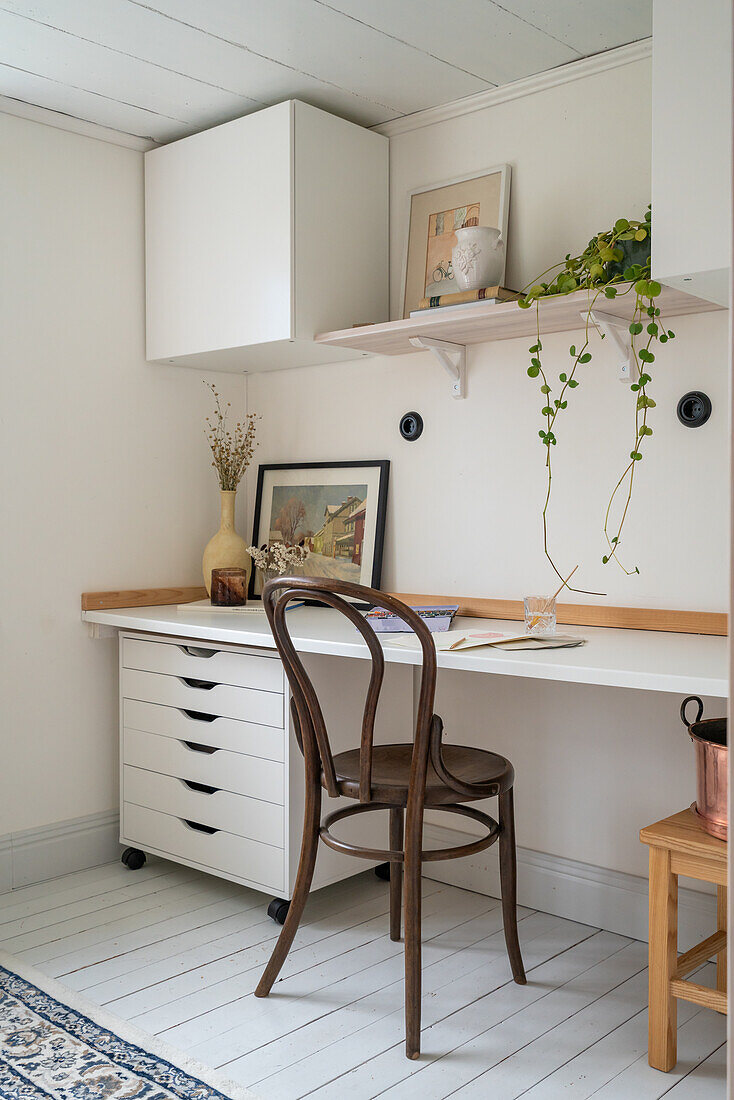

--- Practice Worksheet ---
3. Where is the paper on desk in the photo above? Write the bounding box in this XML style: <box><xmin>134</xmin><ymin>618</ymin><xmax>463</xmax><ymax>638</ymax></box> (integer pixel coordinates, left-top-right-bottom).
<box><xmin>386</xmin><ymin>629</ymin><xmax>586</xmax><ymax>651</ymax></box>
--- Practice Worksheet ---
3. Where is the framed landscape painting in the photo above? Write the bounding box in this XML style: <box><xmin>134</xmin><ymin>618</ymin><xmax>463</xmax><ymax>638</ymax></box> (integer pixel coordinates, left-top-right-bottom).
<box><xmin>248</xmin><ymin>461</ymin><xmax>390</xmax><ymax>598</ymax></box>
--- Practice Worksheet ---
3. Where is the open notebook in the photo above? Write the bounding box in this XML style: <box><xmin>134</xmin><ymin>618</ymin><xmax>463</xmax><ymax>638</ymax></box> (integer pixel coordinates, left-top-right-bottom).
<box><xmin>387</xmin><ymin>629</ymin><xmax>585</xmax><ymax>652</ymax></box>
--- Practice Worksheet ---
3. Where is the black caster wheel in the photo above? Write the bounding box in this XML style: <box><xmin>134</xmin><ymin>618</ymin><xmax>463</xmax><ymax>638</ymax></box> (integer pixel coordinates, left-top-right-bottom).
<box><xmin>267</xmin><ymin>898</ymin><xmax>290</xmax><ymax>925</ymax></box>
<box><xmin>121</xmin><ymin>847</ymin><xmax>146</xmax><ymax>870</ymax></box>
<box><xmin>374</xmin><ymin>862</ymin><xmax>391</xmax><ymax>881</ymax></box>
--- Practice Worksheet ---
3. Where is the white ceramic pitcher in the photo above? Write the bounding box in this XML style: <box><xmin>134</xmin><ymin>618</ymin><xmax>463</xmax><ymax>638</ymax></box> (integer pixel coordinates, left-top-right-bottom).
<box><xmin>452</xmin><ymin>226</ymin><xmax>505</xmax><ymax>291</ymax></box>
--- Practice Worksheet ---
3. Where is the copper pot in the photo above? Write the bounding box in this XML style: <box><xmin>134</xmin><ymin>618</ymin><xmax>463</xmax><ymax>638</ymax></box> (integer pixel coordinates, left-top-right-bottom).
<box><xmin>681</xmin><ymin>696</ymin><xmax>728</xmax><ymax>841</ymax></box>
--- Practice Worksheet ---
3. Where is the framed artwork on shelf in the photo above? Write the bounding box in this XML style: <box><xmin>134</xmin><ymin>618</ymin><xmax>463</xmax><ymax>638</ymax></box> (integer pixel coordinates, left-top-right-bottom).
<box><xmin>401</xmin><ymin>164</ymin><xmax>511</xmax><ymax>316</ymax></box>
<box><xmin>248</xmin><ymin>460</ymin><xmax>390</xmax><ymax>599</ymax></box>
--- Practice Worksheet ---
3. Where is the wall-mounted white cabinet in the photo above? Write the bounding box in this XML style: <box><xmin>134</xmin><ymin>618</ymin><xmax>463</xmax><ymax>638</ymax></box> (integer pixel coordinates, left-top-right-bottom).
<box><xmin>652</xmin><ymin>0</ymin><xmax>732</xmax><ymax>306</ymax></box>
<box><xmin>145</xmin><ymin>100</ymin><xmax>388</xmax><ymax>372</ymax></box>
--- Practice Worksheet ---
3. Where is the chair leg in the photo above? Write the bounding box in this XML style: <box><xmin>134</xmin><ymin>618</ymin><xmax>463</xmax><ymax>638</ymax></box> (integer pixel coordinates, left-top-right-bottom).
<box><xmin>403</xmin><ymin>803</ymin><xmax>423</xmax><ymax>1059</ymax></box>
<box><xmin>255</xmin><ymin>771</ymin><xmax>321</xmax><ymax>998</ymax></box>
<box><xmin>389</xmin><ymin>807</ymin><xmax>404</xmax><ymax>942</ymax></box>
<box><xmin>498</xmin><ymin>787</ymin><xmax>526</xmax><ymax>985</ymax></box>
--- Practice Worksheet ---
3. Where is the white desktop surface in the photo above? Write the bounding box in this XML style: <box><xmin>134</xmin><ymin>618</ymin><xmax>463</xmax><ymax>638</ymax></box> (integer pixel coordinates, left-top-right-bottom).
<box><xmin>82</xmin><ymin>604</ymin><xmax>728</xmax><ymax>698</ymax></box>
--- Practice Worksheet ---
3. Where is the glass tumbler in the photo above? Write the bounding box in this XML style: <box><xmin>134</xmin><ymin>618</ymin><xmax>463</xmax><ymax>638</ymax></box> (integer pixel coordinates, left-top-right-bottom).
<box><xmin>523</xmin><ymin>596</ymin><xmax>557</xmax><ymax>635</ymax></box>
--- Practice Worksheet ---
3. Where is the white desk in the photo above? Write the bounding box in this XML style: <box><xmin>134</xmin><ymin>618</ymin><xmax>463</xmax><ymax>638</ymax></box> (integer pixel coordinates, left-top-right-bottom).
<box><xmin>83</xmin><ymin>602</ymin><xmax>728</xmax><ymax>925</ymax></box>
<box><xmin>83</xmin><ymin>604</ymin><xmax>728</xmax><ymax>698</ymax></box>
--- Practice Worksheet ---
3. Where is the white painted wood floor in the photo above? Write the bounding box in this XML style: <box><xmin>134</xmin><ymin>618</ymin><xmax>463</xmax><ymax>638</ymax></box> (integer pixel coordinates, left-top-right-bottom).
<box><xmin>0</xmin><ymin>858</ymin><xmax>726</xmax><ymax>1099</ymax></box>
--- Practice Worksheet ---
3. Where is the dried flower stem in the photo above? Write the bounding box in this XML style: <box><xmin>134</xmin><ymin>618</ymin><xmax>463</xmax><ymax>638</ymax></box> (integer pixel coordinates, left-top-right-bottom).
<box><xmin>204</xmin><ymin>382</ymin><xmax>260</xmax><ymax>491</ymax></box>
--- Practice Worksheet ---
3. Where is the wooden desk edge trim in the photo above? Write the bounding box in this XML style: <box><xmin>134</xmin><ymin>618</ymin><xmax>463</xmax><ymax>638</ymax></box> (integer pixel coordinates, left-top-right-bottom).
<box><xmin>82</xmin><ymin>586</ymin><xmax>207</xmax><ymax>611</ymax></box>
<box><xmin>81</xmin><ymin>588</ymin><xmax>727</xmax><ymax>636</ymax></box>
<box><xmin>390</xmin><ymin>594</ymin><xmax>727</xmax><ymax>636</ymax></box>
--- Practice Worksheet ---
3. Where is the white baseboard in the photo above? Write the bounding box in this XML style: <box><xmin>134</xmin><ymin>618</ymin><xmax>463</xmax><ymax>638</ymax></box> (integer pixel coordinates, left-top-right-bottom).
<box><xmin>0</xmin><ymin>810</ymin><xmax>121</xmax><ymax>892</ymax></box>
<box><xmin>422</xmin><ymin>823</ymin><xmax>716</xmax><ymax>952</ymax></box>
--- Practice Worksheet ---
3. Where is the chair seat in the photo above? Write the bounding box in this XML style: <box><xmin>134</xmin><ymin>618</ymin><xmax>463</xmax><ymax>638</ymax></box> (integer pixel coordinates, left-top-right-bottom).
<box><xmin>327</xmin><ymin>742</ymin><xmax>514</xmax><ymax>806</ymax></box>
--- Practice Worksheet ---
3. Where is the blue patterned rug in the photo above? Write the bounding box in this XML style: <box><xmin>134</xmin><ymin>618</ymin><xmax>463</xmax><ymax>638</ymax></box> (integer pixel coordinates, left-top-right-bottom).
<box><xmin>0</xmin><ymin>952</ymin><xmax>254</xmax><ymax>1099</ymax></box>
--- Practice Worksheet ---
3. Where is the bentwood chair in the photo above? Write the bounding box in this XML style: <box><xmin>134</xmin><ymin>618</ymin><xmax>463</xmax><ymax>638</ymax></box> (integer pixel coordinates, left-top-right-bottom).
<box><xmin>255</xmin><ymin>577</ymin><xmax>526</xmax><ymax>1059</ymax></box>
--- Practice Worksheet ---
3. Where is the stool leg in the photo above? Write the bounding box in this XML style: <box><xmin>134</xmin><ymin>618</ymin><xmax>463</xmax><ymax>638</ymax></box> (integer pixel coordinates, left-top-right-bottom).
<box><xmin>717</xmin><ymin>885</ymin><xmax>727</xmax><ymax>995</ymax></box>
<box><xmin>648</xmin><ymin>846</ymin><xmax>678</xmax><ymax>1071</ymax></box>
<box><xmin>389</xmin><ymin>807</ymin><xmax>404</xmax><ymax>942</ymax></box>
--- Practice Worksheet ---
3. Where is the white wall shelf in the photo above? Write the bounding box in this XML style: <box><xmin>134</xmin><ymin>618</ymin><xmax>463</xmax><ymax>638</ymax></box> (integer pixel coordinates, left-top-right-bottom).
<box><xmin>315</xmin><ymin>283</ymin><xmax>724</xmax><ymax>360</ymax></box>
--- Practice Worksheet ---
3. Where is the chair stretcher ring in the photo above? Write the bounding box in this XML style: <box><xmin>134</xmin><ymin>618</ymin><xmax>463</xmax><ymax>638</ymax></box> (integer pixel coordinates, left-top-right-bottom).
<box><xmin>319</xmin><ymin>801</ymin><xmax>500</xmax><ymax>863</ymax></box>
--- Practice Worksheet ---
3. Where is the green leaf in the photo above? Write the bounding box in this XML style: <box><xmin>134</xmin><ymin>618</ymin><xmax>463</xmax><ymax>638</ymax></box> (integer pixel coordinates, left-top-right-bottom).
<box><xmin>569</xmin><ymin>345</ymin><xmax>576</xmax><ymax>357</ymax></box>
<box><xmin>579</xmin><ymin>353</ymin><xmax>592</xmax><ymax>364</ymax></box>
<box><xmin>531</xmin><ymin>357</ymin><xmax>541</xmax><ymax>368</ymax></box>
<box><xmin>668</xmin><ymin>330</ymin><xmax>675</xmax><ymax>339</ymax></box>
<box><xmin>529</xmin><ymin>343</ymin><xmax>539</xmax><ymax>353</ymax></box>
<box><xmin>561</xmin><ymin>400</ymin><xmax>568</xmax><ymax>409</ymax></box>
<box><xmin>659</xmin><ymin>333</ymin><xmax>668</xmax><ymax>343</ymax></box>
<box><xmin>635</xmin><ymin>279</ymin><xmax>650</xmax><ymax>296</ymax></box>
<box><xmin>629</xmin><ymin>322</ymin><xmax>643</xmax><ymax>335</ymax></box>
<box><xmin>639</xmin><ymin>349</ymin><xmax>655</xmax><ymax>363</ymax></box>
<box><xmin>527</xmin><ymin>365</ymin><xmax>540</xmax><ymax>377</ymax></box>
<box><xmin>611</xmin><ymin>536</ymin><xmax>618</xmax><ymax>543</ymax></box>
<box><xmin>604</xmin><ymin>286</ymin><xmax>618</xmax><ymax>299</ymax></box>
<box><xmin>559</xmin><ymin>372</ymin><xmax>567</xmax><ymax>382</ymax></box>
<box><xmin>639</xmin><ymin>373</ymin><xmax>652</xmax><ymax>385</ymax></box>
<box><xmin>641</xmin><ymin>425</ymin><xmax>653</xmax><ymax>436</ymax></box>
<box><xmin>647</xmin><ymin>322</ymin><xmax>659</xmax><ymax>335</ymax></box>
<box><xmin>602</xmin><ymin>555</ymin><xmax>609</xmax><ymax>564</ymax></box>
<box><xmin>614</xmin><ymin>218</ymin><xmax>630</xmax><ymax>233</ymax></box>
<box><xmin>647</xmin><ymin>280</ymin><xmax>662</xmax><ymax>296</ymax></box>
<box><xmin>634</xmin><ymin>228</ymin><xmax>648</xmax><ymax>241</ymax></box>
<box><xmin>630</xmin><ymin>383</ymin><xmax>640</xmax><ymax>391</ymax></box>
<box><xmin>568</xmin><ymin>379</ymin><xmax>579</xmax><ymax>388</ymax></box>
<box><xmin>518</xmin><ymin>298</ymin><xmax>532</xmax><ymax>309</ymax></box>
<box><xmin>541</xmin><ymin>383</ymin><xmax>551</xmax><ymax>393</ymax></box>
<box><xmin>630</xmin><ymin>451</ymin><xmax>642</xmax><ymax>461</ymax></box>
<box><xmin>542</xmin><ymin>405</ymin><xmax>552</xmax><ymax>415</ymax></box>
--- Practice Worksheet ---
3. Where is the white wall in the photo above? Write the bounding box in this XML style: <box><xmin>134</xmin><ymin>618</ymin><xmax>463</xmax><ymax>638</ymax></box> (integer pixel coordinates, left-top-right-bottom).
<box><xmin>248</xmin><ymin>53</ymin><xmax>729</xmax><ymax>881</ymax></box>
<box><xmin>0</xmin><ymin>112</ymin><xmax>244</xmax><ymax>837</ymax></box>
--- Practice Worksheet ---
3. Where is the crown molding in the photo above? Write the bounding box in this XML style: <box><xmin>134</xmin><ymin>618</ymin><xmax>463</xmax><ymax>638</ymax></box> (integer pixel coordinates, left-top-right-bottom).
<box><xmin>373</xmin><ymin>38</ymin><xmax>652</xmax><ymax>138</ymax></box>
<box><xmin>0</xmin><ymin>95</ymin><xmax>157</xmax><ymax>152</ymax></box>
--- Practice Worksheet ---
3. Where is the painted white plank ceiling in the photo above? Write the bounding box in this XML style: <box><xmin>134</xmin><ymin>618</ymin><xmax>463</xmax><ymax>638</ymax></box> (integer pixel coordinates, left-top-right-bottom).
<box><xmin>0</xmin><ymin>0</ymin><xmax>651</xmax><ymax>143</ymax></box>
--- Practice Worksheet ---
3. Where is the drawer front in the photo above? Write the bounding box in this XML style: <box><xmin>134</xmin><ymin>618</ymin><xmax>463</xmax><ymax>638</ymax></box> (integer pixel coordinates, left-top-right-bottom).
<box><xmin>122</xmin><ymin>636</ymin><xmax>284</xmax><ymax>693</ymax></box>
<box><xmin>122</xmin><ymin>802</ymin><xmax>285</xmax><ymax>893</ymax></box>
<box><xmin>121</xmin><ymin>668</ymin><xmax>285</xmax><ymax>728</ymax></box>
<box><xmin>123</xmin><ymin>727</ymin><xmax>284</xmax><ymax>805</ymax></box>
<box><xmin>123</xmin><ymin>765</ymin><xmax>284</xmax><ymax>848</ymax></box>
<box><xmin>123</xmin><ymin>699</ymin><xmax>285</xmax><ymax>762</ymax></box>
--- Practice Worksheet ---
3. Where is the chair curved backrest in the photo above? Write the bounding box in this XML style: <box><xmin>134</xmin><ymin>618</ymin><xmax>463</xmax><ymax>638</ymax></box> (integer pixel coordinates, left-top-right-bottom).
<box><xmin>263</xmin><ymin>577</ymin><xmax>438</xmax><ymax>802</ymax></box>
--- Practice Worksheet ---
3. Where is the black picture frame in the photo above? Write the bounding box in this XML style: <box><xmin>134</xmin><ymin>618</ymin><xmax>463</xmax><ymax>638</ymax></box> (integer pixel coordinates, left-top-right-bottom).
<box><xmin>248</xmin><ymin>460</ymin><xmax>390</xmax><ymax>600</ymax></box>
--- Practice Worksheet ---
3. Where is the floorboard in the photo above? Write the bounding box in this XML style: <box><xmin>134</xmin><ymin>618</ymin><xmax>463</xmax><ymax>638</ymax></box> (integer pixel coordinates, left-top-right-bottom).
<box><xmin>0</xmin><ymin>861</ymin><xmax>725</xmax><ymax>1099</ymax></box>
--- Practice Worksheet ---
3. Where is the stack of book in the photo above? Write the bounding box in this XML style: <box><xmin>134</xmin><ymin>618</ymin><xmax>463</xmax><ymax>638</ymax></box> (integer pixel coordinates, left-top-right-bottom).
<box><xmin>410</xmin><ymin>285</ymin><xmax>519</xmax><ymax>317</ymax></box>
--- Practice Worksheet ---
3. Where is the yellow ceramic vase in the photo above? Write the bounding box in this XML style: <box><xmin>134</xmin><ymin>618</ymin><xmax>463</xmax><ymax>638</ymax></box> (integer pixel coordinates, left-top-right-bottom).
<box><xmin>202</xmin><ymin>490</ymin><xmax>251</xmax><ymax>597</ymax></box>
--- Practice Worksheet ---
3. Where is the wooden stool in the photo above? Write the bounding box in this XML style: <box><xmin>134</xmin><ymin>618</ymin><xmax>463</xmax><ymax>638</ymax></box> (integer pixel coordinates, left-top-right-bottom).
<box><xmin>640</xmin><ymin>808</ymin><xmax>727</xmax><ymax>1072</ymax></box>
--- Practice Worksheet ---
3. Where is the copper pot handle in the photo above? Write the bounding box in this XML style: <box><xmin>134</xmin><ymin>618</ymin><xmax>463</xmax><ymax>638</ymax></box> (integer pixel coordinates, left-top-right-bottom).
<box><xmin>680</xmin><ymin>695</ymin><xmax>704</xmax><ymax>729</ymax></box>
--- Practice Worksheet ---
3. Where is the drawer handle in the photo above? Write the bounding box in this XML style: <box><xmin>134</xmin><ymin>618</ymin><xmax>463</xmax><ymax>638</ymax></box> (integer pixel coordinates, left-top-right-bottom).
<box><xmin>183</xmin><ymin>819</ymin><xmax>219</xmax><ymax>835</ymax></box>
<box><xmin>179</xmin><ymin>645</ymin><xmax>217</xmax><ymax>659</ymax></box>
<box><xmin>181</xmin><ymin>739</ymin><xmax>220</xmax><ymax>755</ymax></box>
<box><xmin>180</xmin><ymin>677</ymin><xmax>216</xmax><ymax>690</ymax></box>
<box><xmin>180</xmin><ymin>708</ymin><xmax>217</xmax><ymax>723</ymax></box>
<box><xmin>181</xmin><ymin>779</ymin><xmax>218</xmax><ymax>795</ymax></box>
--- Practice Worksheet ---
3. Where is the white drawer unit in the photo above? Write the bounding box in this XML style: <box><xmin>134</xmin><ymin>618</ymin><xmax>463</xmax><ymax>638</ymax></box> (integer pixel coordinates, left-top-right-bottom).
<box><xmin>117</xmin><ymin>631</ymin><xmax>414</xmax><ymax>915</ymax></box>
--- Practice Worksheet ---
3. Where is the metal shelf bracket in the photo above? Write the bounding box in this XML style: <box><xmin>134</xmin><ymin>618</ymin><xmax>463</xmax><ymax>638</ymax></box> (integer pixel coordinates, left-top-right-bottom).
<box><xmin>584</xmin><ymin>309</ymin><xmax>636</xmax><ymax>382</ymax></box>
<box><xmin>408</xmin><ymin>336</ymin><xmax>466</xmax><ymax>398</ymax></box>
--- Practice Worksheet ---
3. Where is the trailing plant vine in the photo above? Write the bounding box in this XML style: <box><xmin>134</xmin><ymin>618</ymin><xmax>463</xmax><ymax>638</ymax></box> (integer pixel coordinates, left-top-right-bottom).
<box><xmin>518</xmin><ymin>207</ymin><xmax>675</xmax><ymax>593</ymax></box>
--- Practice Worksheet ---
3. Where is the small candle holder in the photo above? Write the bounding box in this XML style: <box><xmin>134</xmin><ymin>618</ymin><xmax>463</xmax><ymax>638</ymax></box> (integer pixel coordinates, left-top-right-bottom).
<box><xmin>523</xmin><ymin>595</ymin><xmax>557</xmax><ymax>635</ymax></box>
<box><xmin>210</xmin><ymin>567</ymin><xmax>248</xmax><ymax>607</ymax></box>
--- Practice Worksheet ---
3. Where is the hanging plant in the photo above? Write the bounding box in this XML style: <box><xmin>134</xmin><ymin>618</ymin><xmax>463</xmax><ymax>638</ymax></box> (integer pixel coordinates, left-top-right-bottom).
<box><xmin>518</xmin><ymin>207</ymin><xmax>675</xmax><ymax>593</ymax></box>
